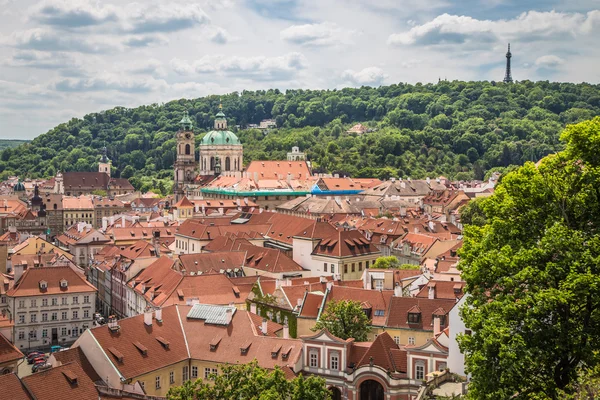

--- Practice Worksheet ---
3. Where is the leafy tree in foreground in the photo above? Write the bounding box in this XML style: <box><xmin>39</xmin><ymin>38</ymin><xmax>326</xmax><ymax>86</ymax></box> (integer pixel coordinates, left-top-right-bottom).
<box><xmin>458</xmin><ymin>117</ymin><xmax>600</xmax><ymax>399</ymax></box>
<box><xmin>312</xmin><ymin>299</ymin><xmax>371</xmax><ymax>341</ymax></box>
<box><xmin>166</xmin><ymin>361</ymin><xmax>331</xmax><ymax>400</ymax></box>
<box><xmin>371</xmin><ymin>256</ymin><xmax>420</xmax><ymax>270</ymax></box>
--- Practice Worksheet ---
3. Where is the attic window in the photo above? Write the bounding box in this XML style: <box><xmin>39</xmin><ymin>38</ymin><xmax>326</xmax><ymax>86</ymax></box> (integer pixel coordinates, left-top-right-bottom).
<box><xmin>210</xmin><ymin>336</ymin><xmax>222</xmax><ymax>351</ymax></box>
<box><xmin>281</xmin><ymin>347</ymin><xmax>292</xmax><ymax>360</ymax></box>
<box><xmin>60</xmin><ymin>279</ymin><xmax>68</xmax><ymax>288</ymax></box>
<box><xmin>374</xmin><ymin>310</ymin><xmax>385</xmax><ymax>317</ymax></box>
<box><xmin>133</xmin><ymin>341</ymin><xmax>148</xmax><ymax>355</ymax></box>
<box><xmin>62</xmin><ymin>369</ymin><xmax>78</xmax><ymax>384</ymax></box>
<box><xmin>271</xmin><ymin>343</ymin><xmax>282</xmax><ymax>358</ymax></box>
<box><xmin>39</xmin><ymin>280</ymin><xmax>48</xmax><ymax>290</ymax></box>
<box><xmin>156</xmin><ymin>336</ymin><xmax>170</xmax><ymax>349</ymax></box>
<box><xmin>232</xmin><ymin>286</ymin><xmax>240</xmax><ymax>297</ymax></box>
<box><xmin>177</xmin><ymin>289</ymin><xmax>184</xmax><ymax>300</ymax></box>
<box><xmin>408</xmin><ymin>312</ymin><xmax>421</xmax><ymax>324</ymax></box>
<box><xmin>240</xmin><ymin>340</ymin><xmax>252</xmax><ymax>354</ymax></box>
<box><xmin>108</xmin><ymin>346</ymin><xmax>124</xmax><ymax>362</ymax></box>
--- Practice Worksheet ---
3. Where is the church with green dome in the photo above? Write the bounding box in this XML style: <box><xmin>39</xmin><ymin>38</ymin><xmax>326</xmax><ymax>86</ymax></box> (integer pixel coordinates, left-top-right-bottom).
<box><xmin>173</xmin><ymin>106</ymin><xmax>244</xmax><ymax>201</ymax></box>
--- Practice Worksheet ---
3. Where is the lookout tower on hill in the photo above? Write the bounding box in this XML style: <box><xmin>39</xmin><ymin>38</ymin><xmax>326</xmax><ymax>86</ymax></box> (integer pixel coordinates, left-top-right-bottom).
<box><xmin>503</xmin><ymin>43</ymin><xmax>513</xmax><ymax>84</ymax></box>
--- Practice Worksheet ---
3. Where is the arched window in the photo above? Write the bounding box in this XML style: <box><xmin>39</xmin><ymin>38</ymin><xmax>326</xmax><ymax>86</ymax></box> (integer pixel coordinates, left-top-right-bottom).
<box><xmin>225</xmin><ymin>157</ymin><xmax>231</xmax><ymax>171</ymax></box>
<box><xmin>185</xmin><ymin>144</ymin><xmax>191</xmax><ymax>155</ymax></box>
<box><xmin>210</xmin><ymin>157</ymin><xmax>215</xmax><ymax>170</ymax></box>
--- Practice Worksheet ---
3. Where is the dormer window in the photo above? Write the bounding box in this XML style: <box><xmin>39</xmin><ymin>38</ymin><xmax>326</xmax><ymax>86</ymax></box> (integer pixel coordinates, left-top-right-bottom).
<box><xmin>408</xmin><ymin>312</ymin><xmax>421</xmax><ymax>323</ymax></box>
<box><xmin>60</xmin><ymin>279</ymin><xmax>68</xmax><ymax>288</ymax></box>
<box><xmin>39</xmin><ymin>280</ymin><xmax>48</xmax><ymax>290</ymax></box>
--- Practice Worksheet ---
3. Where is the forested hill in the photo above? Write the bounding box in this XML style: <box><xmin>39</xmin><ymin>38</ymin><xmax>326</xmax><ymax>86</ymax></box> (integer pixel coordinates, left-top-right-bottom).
<box><xmin>1</xmin><ymin>80</ymin><xmax>599</xmax><ymax>194</ymax></box>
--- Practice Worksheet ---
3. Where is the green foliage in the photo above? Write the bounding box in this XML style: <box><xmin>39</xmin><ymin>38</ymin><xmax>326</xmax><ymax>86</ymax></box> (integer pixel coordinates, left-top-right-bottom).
<box><xmin>0</xmin><ymin>140</ymin><xmax>28</xmax><ymax>152</ymax></box>
<box><xmin>371</xmin><ymin>255</ymin><xmax>419</xmax><ymax>270</ymax></box>
<box><xmin>458</xmin><ymin>117</ymin><xmax>600</xmax><ymax>399</ymax></box>
<box><xmin>166</xmin><ymin>360</ymin><xmax>331</xmax><ymax>400</ymax></box>
<box><xmin>1</xmin><ymin>82</ymin><xmax>599</xmax><ymax>186</ymax></box>
<box><xmin>312</xmin><ymin>299</ymin><xmax>371</xmax><ymax>341</ymax></box>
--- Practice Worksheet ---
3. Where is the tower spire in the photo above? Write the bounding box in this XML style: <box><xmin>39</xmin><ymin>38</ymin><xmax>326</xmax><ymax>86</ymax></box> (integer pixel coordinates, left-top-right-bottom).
<box><xmin>503</xmin><ymin>43</ymin><xmax>513</xmax><ymax>83</ymax></box>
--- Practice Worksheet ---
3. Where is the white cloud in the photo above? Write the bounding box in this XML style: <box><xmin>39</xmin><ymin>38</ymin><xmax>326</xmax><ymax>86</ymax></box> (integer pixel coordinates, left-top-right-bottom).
<box><xmin>29</xmin><ymin>0</ymin><xmax>118</xmax><ymax>28</ymax></box>
<box><xmin>341</xmin><ymin>66</ymin><xmax>388</xmax><ymax>86</ymax></box>
<box><xmin>280</xmin><ymin>22</ymin><xmax>357</xmax><ymax>47</ymax></box>
<box><xmin>9</xmin><ymin>28</ymin><xmax>120</xmax><ymax>53</ymax></box>
<box><xmin>52</xmin><ymin>74</ymin><xmax>167</xmax><ymax>93</ymax></box>
<box><xmin>388</xmin><ymin>10</ymin><xmax>600</xmax><ymax>47</ymax></box>
<box><xmin>123</xmin><ymin>3</ymin><xmax>210</xmax><ymax>34</ymax></box>
<box><xmin>171</xmin><ymin>53</ymin><xmax>308</xmax><ymax>81</ymax></box>
<box><xmin>208</xmin><ymin>27</ymin><xmax>231</xmax><ymax>44</ymax></box>
<box><xmin>535</xmin><ymin>54</ymin><xmax>565</xmax><ymax>68</ymax></box>
<box><xmin>125</xmin><ymin>59</ymin><xmax>167</xmax><ymax>78</ymax></box>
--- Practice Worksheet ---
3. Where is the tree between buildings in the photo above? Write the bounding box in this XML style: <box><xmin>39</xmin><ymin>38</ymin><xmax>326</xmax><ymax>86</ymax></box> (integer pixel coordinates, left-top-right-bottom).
<box><xmin>312</xmin><ymin>299</ymin><xmax>371</xmax><ymax>341</ymax></box>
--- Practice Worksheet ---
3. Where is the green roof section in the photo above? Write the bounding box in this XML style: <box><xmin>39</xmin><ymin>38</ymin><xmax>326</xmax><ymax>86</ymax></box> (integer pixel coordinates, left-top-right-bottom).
<box><xmin>215</xmin><ymin>111</ymin><xmax>226</xmax><ymax>119</ymax></box>
<box><xmin>200</xmin><ymin>130</ymin><xmax>241</xmax><ymax>146</ymax></box>
<box><xmin>201</xmin><ymin>187</ymin><xmax>310</xmax><ymax>197</ymax></box>
<box><xmin>179</xmin><ymin>111</ymin><xmax>194</xmax><ymax>130</ymax></box>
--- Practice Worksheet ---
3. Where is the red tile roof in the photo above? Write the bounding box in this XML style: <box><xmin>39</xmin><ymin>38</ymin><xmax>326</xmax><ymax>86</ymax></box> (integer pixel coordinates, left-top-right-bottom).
<box><xmin>416</xmin><ymin>280</ymin><xmax>465</xmax><ymax>300</ymax></box>
<box><xmin>178</xmin><ymin>251</ymin><xmax>246</xmax><ymax>275</ymax></box>
<box><xmin>233</xmin><ymin>243</ymin><xmax>305</xmax><ymax>274</ymax></box>
<box><xmin>128</xmin><ymin>257</ymin><xmax>182</xmax><ymax>306</ymax></box>
<box><xmin>246</xmin><ymin>161</ymin><xmax>311</xmax><ymax>180</ymax></box>
<box><xmin>0</xmin><ymin>332</ymin><xmax>24</xmax><ymax>364</ymax></box>
<box><xmin>172</xmin><ymin>196</ymin><xmax>194</xmax><ymax>208</ymax></box>
<box><xmin>324</xmin><ymin>286</ymin><xmax>394</xmax><ymax>326</ymax></box>
<box><xmin>298</xmin><ymin>293</ymin><xmax>324</xmax><ymax>318</ymax></box>
<box><xmin>385</xmin><ymin>297</ymin><xmax>457</xmax><ymax>331</ymax></box>
<box><xmin>8</xmin><ymin>266</ymin><xmax>96</xmax><ymax>297</ymax></box>
<box><xmin>161</xmin><ymin>274</ymin><xmax>253</xmax><ymax>307</ymax></box>
<box><xmin>0</xmin><ymin>374</ymin><xmax>30</xmax><ymax>400</ymax></box>
<box><xmin>312</xmin><ymin>229</ymin><xmax>379</xmax><ymax>258</ymax></box>
<box><xmin>50</xmin><ymin>347</ymin><xmax>101</xmax><ymax>382</ymax></box>
<box><xmin>22</xmin><ymin>362</ymin><xmax>98</xmax><ymax>400</ymax></box>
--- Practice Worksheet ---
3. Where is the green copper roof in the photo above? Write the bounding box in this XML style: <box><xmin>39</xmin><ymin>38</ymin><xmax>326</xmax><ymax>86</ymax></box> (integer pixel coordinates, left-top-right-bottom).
<box><xmin>215</xmin><ymin>111</ymin><xmax>226</xmax><ymax>119</ymax></box>
<box><xmin>200</xmin><ymin>130</ymin><xmax>241</xmax><ymax>146</ymax></box>
<box><xmin>179</xmin><ymin>111</ymin><xmax>194</xmax><ymax>129</ymax></box>
<box><xmin>13</xmin><ymin>181</ymin><xmax>25</xmax><ymax>191</ymax></box>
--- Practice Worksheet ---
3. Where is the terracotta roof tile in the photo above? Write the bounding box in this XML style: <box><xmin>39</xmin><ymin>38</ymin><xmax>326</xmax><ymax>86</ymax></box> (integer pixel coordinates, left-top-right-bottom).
<box><xmin>0</xmin><ymin>374</ymin><xmax>30</xmax><ymax>400</ymax></box>
<box><xmin>178</xmin><ymin>251</ymin><xmax>246</xmax><ymax>275</ymax></box>
<box><xmin>0</xmin><ymin>332</ymin><xmax>24</xmax><ymax>364</ymax></box>
<box><xmin>416</xmin><ymin>280</ymin><xmax>465</xmax><ymax>300</ymax></box>
<box><xmin>385</xmin><ymin>297</ymin><xmax>456</xmax><ymax>331</ymax></box>
<box><xmin>8</xmin><ymin>266</ymin><xmax>96</xmax><ymax>297</ymax></box>
<box><xmin>22</xmin><ymin>362</ymin><xmax>98</xmax><ymax>400</ymax></box>
<box><xmin>50</xmin><ymin>347</ymin><xmax>101</xmax><ymax>382</ymax></box>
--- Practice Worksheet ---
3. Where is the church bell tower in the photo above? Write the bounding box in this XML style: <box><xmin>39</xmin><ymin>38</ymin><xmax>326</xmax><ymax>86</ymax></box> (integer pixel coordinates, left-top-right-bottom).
<box><xmin>99</xmin><ymin>145</ymin><xmax>111</xmax><ymax>177</ymax></box>
<box><xmin>174</xmin><ymin>111</ymin><xmax>198</xmax><ymax>201</ymax></box>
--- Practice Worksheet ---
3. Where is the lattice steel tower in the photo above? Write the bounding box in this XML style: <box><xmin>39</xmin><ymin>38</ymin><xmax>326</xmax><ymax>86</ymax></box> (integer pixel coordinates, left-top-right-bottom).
<box><xmin>503</xmin><ymin>43</ymin><xmax>513</xmax><ymax>83</ymax></box>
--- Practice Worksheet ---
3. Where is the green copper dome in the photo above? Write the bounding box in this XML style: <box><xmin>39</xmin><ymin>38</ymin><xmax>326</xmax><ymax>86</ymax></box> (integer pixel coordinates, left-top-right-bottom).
<box><xmin>200</xmin><ymin>130</ymin><xmax>241</xmax><ymax>145</ymax></box>
<box><xmin>13</xmin><ymin>181</ymin><xmax>25</xmax><ymax>192</ymax></box>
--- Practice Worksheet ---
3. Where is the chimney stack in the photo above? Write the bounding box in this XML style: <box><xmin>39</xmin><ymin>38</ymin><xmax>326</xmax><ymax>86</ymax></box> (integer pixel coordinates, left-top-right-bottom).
<box><xmin>102</xmin><ymin>217</ymin><xmax>108</xmax><ymax>231</ymax></box>
<box><xmin>144</xmin><ymin>309</ymin><xmax>153</xmax><ymax>326</ymax></box>
<box><xmin>433</xmin><ymin>315</ymin><xmax>441</xmax><ymax>335</ymax></box>
<box><xmin>250</xmin><ymin>303</ymin><xmax>257</xmax><ymax>314</ymax></box>
<box><xmin>155</xmin><ymin>308</ymin><xmax>162</xmax><ymax>322</ymax></box>
<box><xmin>283</xmin><ymin>318</ymin><xmax>289</xmax><ymax>339</ymax></box>
<box><xmin>394</xmin><ymin>282</ymin><xmax>402</xmax><ymax>297</ymax></box>
<box><xmin>261</xmin><ymin>318</ymin><xmax>268</xmax><ymax>335</ymax></box>
<box><xmin>122</xmin><ymin>216</ymin><xmax>126</xmax><ymax>228</ymax></box>
<box><xmin>428</xmin><ymin>285</ymin><xmax>435</xmax><ymax>300</ymax></box>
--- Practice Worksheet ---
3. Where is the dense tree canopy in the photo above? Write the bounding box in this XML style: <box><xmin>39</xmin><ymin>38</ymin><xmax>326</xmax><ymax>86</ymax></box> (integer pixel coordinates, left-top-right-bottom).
<box><xmin>1</xmin><ymin>81</ymin><xmax>599</xmax><ymax>194</ymax></box>
<box><xmin>166</xmin><ymin>360</ymin><xmax>331</xmax><ymax>400</ymax></box>
<box><xmin>312</xmin><ymin>299</ymin><xmax>371</xmax><ymax>341</ymax></box>
<box><xmin>458</xmin><ymin>117</ymin><xmax>600</xmax><ymax>399</ymax></box>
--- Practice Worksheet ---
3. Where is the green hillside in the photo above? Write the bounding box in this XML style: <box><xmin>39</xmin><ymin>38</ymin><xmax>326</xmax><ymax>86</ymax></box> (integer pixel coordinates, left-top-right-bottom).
<box><xmin>0</xmin><ymin>140</ymin><xmax>29</xmax><ymax>152</ymax></box>
<box><xmin>1</xmin><ymin>80</ymin><xmax>599</xmax><ymax>195</ymax></box>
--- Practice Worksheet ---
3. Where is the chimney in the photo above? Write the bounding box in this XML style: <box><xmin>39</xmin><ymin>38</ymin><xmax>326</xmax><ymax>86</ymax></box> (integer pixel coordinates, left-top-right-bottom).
<box><xmin>326</xmin><ymin>281</ymin><xmax>333</xmax><ymax>291</ymax></box>
<box><xmin>428</xmin><ymin>285</ymin><xmax>435</xmax><ymax>300</ymax></box>
<box><xmin>102</xmin><ymin>217</ymin><xmax>108</xmax><ymax>231</ymax></box>
<box><xmin>362</xmin><ymin>270</ymin><xmax>370</xmax><ymax>289</ymax></box>
<box><xmin>250</xmin><ymin>303</ymin><xmax>257</xmax><ymax>314</ymax></box>
<box><xmin>296</xmin><ymin>298</ymin><xmax>302</xmax><ymax>308</ymax></box>
<box><xmin>13</xmin><ymin>264</ymin><xmax>24</xmax><ymax>283</ymax></box>
<box><xmin>428</xmin><ymin>220</ymin><xmax>435</xmax><ymax>232</ymax></box>
<box><xmin>122</xmin><ymin>216</ymin><xmax>126</xmax><ymax>227</ymax></box>
<box><xmin>394</xmin><ymin>282</ymin><xmax>402</xmax><ymax>297</ymax></box>
<box><xmin>261</xmin><ymin>318</ymin><xmax>268</xmax><ymax>335</ymax></box>
<box><xmin>283</xmin><ymin>318</ymin><xmax>289</xmax><ymax>339</ymax></box>
<box><xmin>319</xmin><ymin>276</ymin><xmax>326</xmax><ymax>283</ymax></box>
<box><xmin>226</xmin><ymin>308</ymin><xmax>233</xmax><ymax>325</ymax></box>
<box><xmin>286</xmin><ymin>173</ymin><xmax>292</xmax><ymax>185</ymax></box>
<box><xmin>275</xmin><ymin>279</ymin><xmax>282</xmax><ymax>289</ymax></box>
<box><xmin>144</xmin><ymin>309</ymin><xmax>153</xmax><ymax>326</ymax></box>
<box><xmin>433</xmin><ymin>315</ymin><xmax>441</xmax><ymax>335</ymax></box>
<box><xmin>155</xmin><ymin>308</ymin><xmax>162</xmax><ymax>322</ymax></box>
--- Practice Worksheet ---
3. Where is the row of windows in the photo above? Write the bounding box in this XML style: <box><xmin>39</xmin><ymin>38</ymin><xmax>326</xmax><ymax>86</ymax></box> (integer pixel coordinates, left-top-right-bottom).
<box><xmin>393</xmin><ymin>336</ymin><xmax>416</xmax><ymax>345</ymax></box>
<box><xmin>308</xmin><ymin>349</ymin><xmax>340</xmax><ymax>371</ymax></box>
<box><xmin>19</xmin><ymin>296</ymin><xmax>90</xmax><ymax>308</ymax></box>
<box><xmin>142</xmin><ymin>366</ymin><xmax>219</xmax><ymax>391</ymax></box>
<box><xmin>343</xmin><ymin>260</ymin><xmax>370</xmax><ymax>274</ymax></box>
<box><xmin>18</xmin><ymin>309</ymin><xmax>90</xmax><ymax>324</ymax></box>
<box><xmin>17</xmin><ymin>326</ymin><xmax>86</xmax><ymax>340</ymax></box>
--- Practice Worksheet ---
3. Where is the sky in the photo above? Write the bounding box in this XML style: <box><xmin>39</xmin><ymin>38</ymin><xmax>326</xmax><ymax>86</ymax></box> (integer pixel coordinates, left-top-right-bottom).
<box><xmin>1</xmin><ymin>0</ymin><xmax>599</xmax><ymax>140</ymax></box>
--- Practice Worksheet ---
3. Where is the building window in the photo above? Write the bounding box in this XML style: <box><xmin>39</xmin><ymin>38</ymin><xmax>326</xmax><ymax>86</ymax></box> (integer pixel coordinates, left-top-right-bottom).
<box><xmin>323</xmin><ymin>263</ymin><xmax>327</xmax><ymax>272</ymax></box>
<box><xmin>73</xmin><ymin>310</ymin><xmax>78</xmax><ymax>319</ymax></box>
<box><xmin>62</xmin><ymin>311</ymin><xmax>68</xmax><ymax>320</ymax></box>
<box><xmin>52</xmin><ymin>298</ymin><xmax>58</xmax><ymax>306</ymax></box>
<box><xmin>83</xmin><ymin>310</ymin><xmax>89</xmax><ymax>318</ymax></box>
<box><xmin>18</xmin><ymin>315</ymin><xmax>25</xmax><ymax>324</ymax></box>
<box><xmin>374</xmin><ymin>309</ymin><xmax>385</xmax><ymax>317</ymax></box>
<box><xmin>330</xmin><ymin>352</ymin><xmax>339</xmax><ymax>370</ymax></box>
<box><xmin>42</xmin><ymin>329</ymin><xmax>48</xmax><ymax>338</ymax></box>
<box><xmin>61</xmin><ymin>328</ymin><xmax>67</xmax><ymax>336</ymax></box>
<box><xmin>84</xmin><ymin>295</ymin><xmax>90</xmax><ymax>303</ymax></box>
<box><xmin>344</xmin><ymin>265</ymin><xmax>348</xmax><ymax>274</ymax></box>
<box><xmin>438</xmin><ymin>363</ymin><xmax>447</xmax><ymax>371</ymax></box>
<box><xmin>358</xmin><ymin>262</ymin><xmax>363</xmax><ymax>271</ymax></box>
<box><xmin>375</xmin><ymin>279</ymin><xmax>384</xmax><ymax>291</ymax></box>
<box><xmin>42</xmin><ymin>313</ymin><xmax>48</xmax><ymax>322</ymax></box>
<box><xmin>170</xmin><ymin>371</ymin><xmax>175</xmax><ymax>384</ymax></box>
<box><xmin>309</xmin><ymin>350</ymin><xmax>318</xmax><ymax>368</ymax></box>
<box><xmin>18</xmin><ymin>331</ymin><xmax>25</xmax><ymax>340</ymax></box>
<box><xmin>192</xmin><ymin>366</ymin><xmax>198</xmax><ymax>379</ymax></box>
<box><xmin>42</xmin><ymin>299</ymin><xmax>48</xmax><ymax>307</ymax></box>
<box><xmin>31</xmin><ymin>299</ymin><xmax>37</xmax><ymax>307</ymax></box>
<box><xmin>394</xmin><ymin>336</ymin><xmax>400</xmax><ymax>345</ymax></box>
<box><xmin>365</xmin><ymin>260</ymin><xmax>370</xmax><ymax>268</ymax></box>
<box><xmin>408</xmin><ymin>337</ymin><xmax>415</xmax><ymax>345</ymax></box>
<box><xmin>51</xmin><ymin>312</ymin><xmax>57</xmax><ymax>321</ymax></box>
<box><xmin>18</xmin><ymin>300</ymin><xmax>25</xmax><ymax>308</ymax></box>
<box><xmin>31</xmin><ymin>314</ymin><xmax>37</xmax><ymax>323</ymax></box>
<box><xmin>352</xmin><ymin>263</ymin><xmax>355</xmax><ymax>272</ymax></box>
<box><xmin>72</xmin><ymin>296</ymin><xmax>79</xmax><ymax>304</ymax></box>
<box><xmin>62</xmin><ymin>297</ymin><xmax>68</xmax><ymax>305</ymax></box>
<box><xmin>416</xmin><ymin>362</ymin><xmax>425</xmax><ymax>380</ymax></box>
<box><xmin>155</xmin><ymin>376</ymin><xmax>161</xmax><ymax>389</ymax></box>
<box><xmin>182</xmin><ymin>366</ymin><xmax>189</xmax><ymax>381</ymax></box>
<box><xmin>204</xmin><ymin>368</ymin><xmax>211</xmax><ymax>379</ymax></box>
<box><xmin>211</xmin><ymin>368</ymin><xmax>218</xmax><ymax>377</ymax></box>
<box><xmin>408</xmin><ymin>312</ymin><xmax>421</xmax><ymax>324</ymax></box>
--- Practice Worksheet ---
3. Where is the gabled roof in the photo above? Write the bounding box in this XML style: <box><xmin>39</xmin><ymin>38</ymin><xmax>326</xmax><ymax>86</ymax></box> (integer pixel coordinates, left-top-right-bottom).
<box><xmin>172</xmin><ymin>196</ymin><xmax>194</xmax><ymax>209</ymax></box>
<box><xmin>178</xmin><ymin>251</ymin><xmax>246</xmax><ymax>275</ymax></box>
<box><xmin>416</xmin><ymin>280</ymin><xmax>465</xmax><ymax>300</ymax></box>
<box><xmin>22</xmin><ymin>362</ymin><xmax>99</xmax><ymax>400</ymax></box>
<box><xmin>8</xmin><ymin>266</ymin><xmax>96</xmax><ymax>297</ymax></box>
<box><xmin>312</xmin><ymin>229</ymin><xmax>380</xmax><ymax>258</ymax></box>
<box><xmin>355</xmin><ymin>332</ymin><xmax>403</xmax><ymax>372</ymax></box>
<box><xmin>162</xmin><ymin>274</ymin><xmax>253</xmax><ymax>307</ymax></box>
<box><xmin>385</xmin><ymin>297</ymin><xmax>457</xmax><ymax>331</ymax></box>
<box><xmin>0</xmin><ymin>374</ymin><xmax>30</xmax><ymax>400</ymax></box>
<box><xmin>50</xmin><ymin>347</ymin><xmax>101</xmax><ymax>383</ymax></box>
<box><xmin>246</xmin><ymin>161</ymin><xmax>311</xmax><ymax>180</ymax></box>
<box><xmin>233</xmin><ymin>242</ymin><xmax>304</xmax><ymax>274</ymax></box>
<box><xmin>128</xmin><ymin>256</ymin><xmax>181</xmax><ymax>306</ymax></box>
<box><xmin>0</xmin><ymin>332</ymin><xmax>24</xmax><ymax>364</ymax></box>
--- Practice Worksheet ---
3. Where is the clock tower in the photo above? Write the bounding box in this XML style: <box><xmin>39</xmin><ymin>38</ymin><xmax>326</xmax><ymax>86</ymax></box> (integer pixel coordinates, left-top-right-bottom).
<box><xmin>174</xmin><ymin>111</ymin><xmax>197</xmax><ymax>201</ymax></box>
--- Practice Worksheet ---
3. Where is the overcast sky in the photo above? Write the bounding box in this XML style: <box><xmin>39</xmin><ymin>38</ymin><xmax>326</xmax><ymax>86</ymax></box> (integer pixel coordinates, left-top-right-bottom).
<box><xmin>1</xmin><ymin>0</ymin><xmax>599</xmax><ymax>140</ymax></box>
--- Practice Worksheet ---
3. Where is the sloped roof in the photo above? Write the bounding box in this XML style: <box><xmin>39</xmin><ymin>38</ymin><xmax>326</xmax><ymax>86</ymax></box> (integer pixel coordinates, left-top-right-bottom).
<box><xmin>416</xmin><ymin>280</ymin><xmax>465</xmax><ymax>300</ymax></box>
<box><xmin>50</xmin><ymin>347</ymin><xmax>101</xmax><ymax>383</ymax></box>
<box><xmin>246</xmin><ymin>161</ymin><xmax>311</xmax><ymax>180</ymax></box>
<box><xmin>22</xmin><ymin>362</ymin><xmax>99</xmax><ymax>400</ymax></box>
<box><xmin>0</xmin><ymin>374</ymin><xmax>30</xmax><ymax>400</ymax></box>
<box><xmin>178</xmin><ymin>251</ymin><xmax>246</xmax><ymax>275</ymax></box>
<box><xmin>233</xmin><ymin>242</ymin><xmax>305</xmax><ymax>274</ymax></box>
<box><xmin>8</xmin><ymin>266</ymin><xmax>96</xmax><ymax>297</ymax></box>
<box><xmin>385</xmin><ymin>297</ymin><xmax>457</xmax><ymax>330</ymax></box>
<box><xmin>0</xmin><ymin>332</ymin><xmax>24</xmax><ymax>364</ymax></box>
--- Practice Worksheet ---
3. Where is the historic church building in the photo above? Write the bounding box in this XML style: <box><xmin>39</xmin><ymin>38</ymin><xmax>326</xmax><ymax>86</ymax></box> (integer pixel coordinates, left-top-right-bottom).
<box><xmin>173</xmin><ymin>107</ymin><xmax>243</xmax><ymax>201</ymax></box>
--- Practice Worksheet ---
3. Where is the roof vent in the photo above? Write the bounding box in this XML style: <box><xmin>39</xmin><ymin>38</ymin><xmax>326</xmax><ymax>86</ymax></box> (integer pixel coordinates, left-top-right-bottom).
<box><xmin>62</xmin><ymin>369</ymin><xmax>78</xmax><ymax>385</ymax></box>
<box><xmin>133</xmin><ymin>341</ymin><xmax>148</xmax><ymax>355</ymax></box>
<box><xmin>156</xmin><ymin>336</ymin><xmax>170</xmax><ymax>349</ymax></box>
